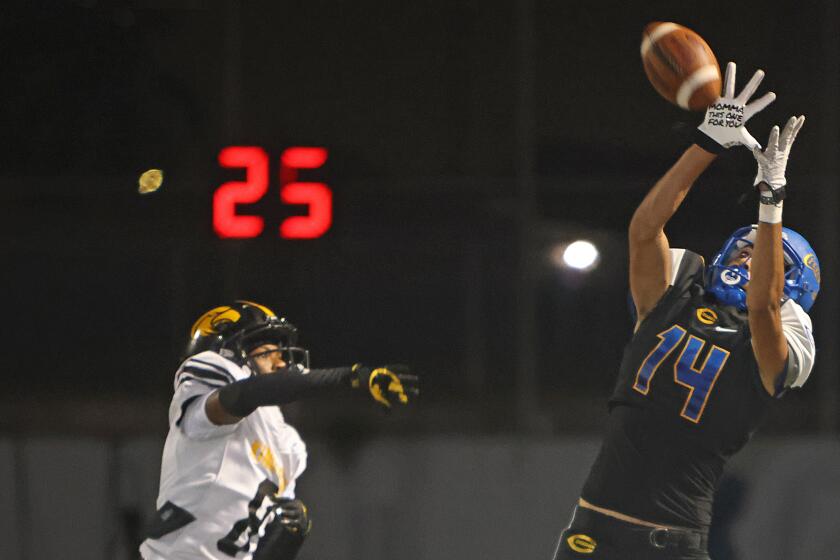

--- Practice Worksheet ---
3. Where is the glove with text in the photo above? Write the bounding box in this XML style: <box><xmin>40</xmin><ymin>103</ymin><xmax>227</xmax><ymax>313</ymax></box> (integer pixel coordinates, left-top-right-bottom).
<box><xmin>695</xmin><ymin>61</ymin><xmax>776</xmax><ymax>152</ymax></box>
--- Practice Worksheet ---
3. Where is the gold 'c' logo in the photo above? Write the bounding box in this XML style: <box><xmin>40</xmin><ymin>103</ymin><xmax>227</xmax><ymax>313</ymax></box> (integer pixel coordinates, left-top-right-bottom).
<box><xmin>190</xmin><ymin>306</ymin><xmax>242</xmax><ymax>337</ymax></box>
<box><xmin>696</xmin><ymin>308</ymin><xmax>718</xmax><ymax>325</ymax></box>
<box><xmin>803</xmin><ymin>253</ymin><xmax>821</xmax><ymax>284</ymax></box>
<box><xmin>567</xmin><ymin>534</ymin><xmax>597</xmax><ymax>553</ymax></box>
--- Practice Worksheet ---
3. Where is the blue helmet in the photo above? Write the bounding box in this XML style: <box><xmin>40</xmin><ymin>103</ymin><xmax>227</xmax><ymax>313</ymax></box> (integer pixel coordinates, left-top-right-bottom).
<box><xmin>706</xmin><ymin>225</ymin><xmax>821</xmax><ymax>312</ymax></box>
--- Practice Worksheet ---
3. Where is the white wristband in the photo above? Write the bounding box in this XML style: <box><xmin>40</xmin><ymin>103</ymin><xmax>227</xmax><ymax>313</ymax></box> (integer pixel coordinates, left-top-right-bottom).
<box><xmin>758</xmin><ymin>200</ymin><xmax>783</xmax><ymax>223</ymax></box>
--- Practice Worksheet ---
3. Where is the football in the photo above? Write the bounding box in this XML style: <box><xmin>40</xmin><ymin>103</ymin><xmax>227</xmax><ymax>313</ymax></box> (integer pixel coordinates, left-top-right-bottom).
<box><xmin>641</xmin><ymin>22</ymin><xmax>721</xmax><ymax>111</ymax></box>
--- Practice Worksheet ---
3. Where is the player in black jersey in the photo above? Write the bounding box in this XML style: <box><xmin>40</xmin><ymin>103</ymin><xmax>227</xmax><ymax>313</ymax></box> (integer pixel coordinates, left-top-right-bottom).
<box><xmin>553</xmin><ymin>63</ymin><xmax>819</xmax><ymax>560</ymax></box>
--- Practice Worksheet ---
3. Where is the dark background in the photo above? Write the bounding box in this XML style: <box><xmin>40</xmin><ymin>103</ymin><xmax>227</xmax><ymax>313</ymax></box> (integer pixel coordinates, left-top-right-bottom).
<box><xmin>3</xmin><ymin>0</ymin><xmax>838</xmax><ymax>437</ymax></box>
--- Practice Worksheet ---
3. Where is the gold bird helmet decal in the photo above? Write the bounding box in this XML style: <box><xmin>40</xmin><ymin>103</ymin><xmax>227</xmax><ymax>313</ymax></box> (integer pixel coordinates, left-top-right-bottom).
<box><xmin>190</xmin><ymin>305</ymin><xmax>245</xmax><ymax>338</ymax></box>
<box><xmin>184</xmin><ymin>301</ymin><xmax>309</xmax><ymax>367</ymax></box>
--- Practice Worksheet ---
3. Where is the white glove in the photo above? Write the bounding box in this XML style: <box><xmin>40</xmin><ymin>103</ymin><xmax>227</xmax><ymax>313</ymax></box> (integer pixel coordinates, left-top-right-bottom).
<box><xmin>696</xmin><ymin>62</ymin><xmax>776</xmax><ymax>151</ymax></box>
<box><xmin>753</xmin><ymin>115</ymin><xmax>806</xmax><ymax>189</ymax></box>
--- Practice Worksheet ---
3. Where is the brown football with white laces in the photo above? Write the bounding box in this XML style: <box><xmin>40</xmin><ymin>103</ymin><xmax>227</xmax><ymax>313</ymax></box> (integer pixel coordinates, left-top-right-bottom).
<box><xmin>641</xmin><ymin>22</ymin><xmax>721</xmax><ymax>111</ymax></box>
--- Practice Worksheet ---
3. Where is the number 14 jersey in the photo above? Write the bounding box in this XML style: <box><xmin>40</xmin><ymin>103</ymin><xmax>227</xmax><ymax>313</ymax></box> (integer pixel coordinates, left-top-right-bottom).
<box><xmin>581</xmin><ymin>249</ymin><xmax>814</xmax><ymax>529</ymax></box>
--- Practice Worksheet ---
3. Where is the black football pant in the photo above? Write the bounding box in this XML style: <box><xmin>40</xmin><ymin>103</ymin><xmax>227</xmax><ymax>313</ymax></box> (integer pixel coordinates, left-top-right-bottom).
<box><xmin>553</xmin><ymin>506</ymin><xmax>711</xmax><ymax>560</ymax></box>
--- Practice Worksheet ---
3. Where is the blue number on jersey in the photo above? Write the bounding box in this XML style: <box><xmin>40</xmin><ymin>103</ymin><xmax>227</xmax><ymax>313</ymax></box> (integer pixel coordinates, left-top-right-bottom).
<box><xmin>673</xmin><ymin>335</ymin><xmax>730</xmax><ymax>423</ymax></box>
<box><xmin>633</xmin><ymin>325</ymin><xmax>686</xmax><ymax>395</ymax></box>
<box><xmin>633</xmin><ymin>324</ymin><xmax>730</xmax><ymax>423</ymax></box>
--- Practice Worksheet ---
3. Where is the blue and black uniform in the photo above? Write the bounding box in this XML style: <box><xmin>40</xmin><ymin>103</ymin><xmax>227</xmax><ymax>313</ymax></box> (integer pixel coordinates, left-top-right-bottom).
<box><xmin>554</xmin><ymin>249</ymin><xmax>815</xmax><ymax>560</ymax></box>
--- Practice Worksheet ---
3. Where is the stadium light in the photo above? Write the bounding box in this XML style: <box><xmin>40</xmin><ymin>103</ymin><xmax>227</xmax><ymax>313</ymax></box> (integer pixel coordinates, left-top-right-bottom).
<box><xmin>550</xmin><ymin>240</ymin><xmax>600</xmax><ymax>271</ymax></box>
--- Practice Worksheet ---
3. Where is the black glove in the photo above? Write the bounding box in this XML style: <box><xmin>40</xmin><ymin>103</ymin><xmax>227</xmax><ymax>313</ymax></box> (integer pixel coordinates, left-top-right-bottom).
<box><xmin>252</xmin><ymin>499</ymin><xmax>311</xmax><ymax>560</ymax></box>
<box><xmin>350</xmin><ymin>364</ymin><xmax>419</xmax><ymax>409</ymax></box>
<box><xmin>277</xmin><ymin>498</ymin><xmax>311</xmax><ymax>536</ymax></box>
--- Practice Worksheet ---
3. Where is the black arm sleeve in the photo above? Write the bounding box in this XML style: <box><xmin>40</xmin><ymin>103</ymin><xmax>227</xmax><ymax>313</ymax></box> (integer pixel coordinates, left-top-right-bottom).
<box><xmin>217</xmin><ymin>367</ymin><xmax>353</xmax><ymax>418</ymax></box>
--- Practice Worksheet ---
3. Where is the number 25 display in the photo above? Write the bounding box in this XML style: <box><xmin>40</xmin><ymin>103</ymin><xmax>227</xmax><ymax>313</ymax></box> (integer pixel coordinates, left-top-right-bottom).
<box><xmin>214</xmin><ymin>146</ymin><xmax>332</xmax><ymax>239</ymax></box>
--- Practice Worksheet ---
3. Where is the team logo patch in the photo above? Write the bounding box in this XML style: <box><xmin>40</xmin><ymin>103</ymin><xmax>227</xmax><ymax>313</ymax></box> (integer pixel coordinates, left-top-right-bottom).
<box><xmin>804</xmin><ymin>253</ymin><xmax>821</xmax><ymax>284</ymax></box>
<box><xmin>696</xmin><ymin>308</ymin><xmax>718</xmax><ymax>325</ymax></box>
<box><xmin>567</xmin><ymin>534</ymin><xmax>597</xmax><ymax>553</ymax></box>
<box><xmin>250</xmin><ymin>440</ymin><xmax>286</xmax><ymax>492</ymax></box>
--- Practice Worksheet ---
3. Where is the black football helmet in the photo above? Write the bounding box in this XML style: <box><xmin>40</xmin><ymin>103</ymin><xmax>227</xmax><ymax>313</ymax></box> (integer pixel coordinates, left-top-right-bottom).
<box><xmin>185</xmin><ymin>300</ymin><xmax>309</xmax><ymax>370</ymax></box>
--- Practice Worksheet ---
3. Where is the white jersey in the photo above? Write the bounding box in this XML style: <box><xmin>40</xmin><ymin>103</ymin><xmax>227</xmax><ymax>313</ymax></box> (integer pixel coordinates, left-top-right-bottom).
<box><xmin>140</xmin><ymin>351</ymin><xmax>308</xmax><ymax>560</ymax></box>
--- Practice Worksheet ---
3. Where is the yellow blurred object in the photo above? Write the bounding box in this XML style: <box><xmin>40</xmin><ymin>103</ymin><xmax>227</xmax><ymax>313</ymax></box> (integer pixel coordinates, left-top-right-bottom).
<box><xmin>138</xmin><ymin>169</ymin><xmax>164</xmax><ymax>194</ymax></box>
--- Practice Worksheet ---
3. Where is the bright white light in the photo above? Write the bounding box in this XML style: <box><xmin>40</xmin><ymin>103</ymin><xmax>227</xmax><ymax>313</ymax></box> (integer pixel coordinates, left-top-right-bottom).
<box><xmin>560</xmin><ymin>240</ymin><xmax>599</xmax><ymax>270</ymax></box>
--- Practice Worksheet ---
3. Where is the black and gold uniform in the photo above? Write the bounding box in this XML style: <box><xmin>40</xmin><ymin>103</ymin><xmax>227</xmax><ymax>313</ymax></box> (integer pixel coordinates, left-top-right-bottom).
<box><xmin>553</xmin><ymin>248</ymin><xmax>815</xmax><ymax>560</ymax></box>
<box><xmin>581</xmin><ymin>249</ymin><xmax>774</xmax><ymax>530</ymax></box>
<box><xmin>552</xmin><ymin>66</ymin><xmax>816</xmax><ymax>559</ymax></box>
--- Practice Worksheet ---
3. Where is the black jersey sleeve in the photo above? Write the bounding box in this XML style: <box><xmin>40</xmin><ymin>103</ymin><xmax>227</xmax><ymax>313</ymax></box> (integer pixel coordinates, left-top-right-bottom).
<box><xmin>217</xmin><ymin>367</ymin><xmax>354</xmax><ymax>417</ymax></box>
<box><xmin>632</xmin><ymin>249</ymin><xmax>706</xmax><ymax>328</ymax></box>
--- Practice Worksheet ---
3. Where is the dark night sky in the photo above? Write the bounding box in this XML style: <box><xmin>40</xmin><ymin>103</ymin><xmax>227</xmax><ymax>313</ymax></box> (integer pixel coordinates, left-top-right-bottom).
<box><xmin>2</xmin><ymin>1</ymin><xmax>835</xmax><ymax>433</ymax></box>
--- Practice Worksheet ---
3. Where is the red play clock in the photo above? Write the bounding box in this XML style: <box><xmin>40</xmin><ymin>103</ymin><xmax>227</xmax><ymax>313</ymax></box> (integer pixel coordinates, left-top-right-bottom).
<box><xmin>213</xmin><ymin>146</ymin><xmax>332</xmax><ymax>239</ymax></box>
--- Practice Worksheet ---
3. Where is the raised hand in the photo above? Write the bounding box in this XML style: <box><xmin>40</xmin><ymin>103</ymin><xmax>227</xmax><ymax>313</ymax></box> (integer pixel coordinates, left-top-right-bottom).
<box><xmin>696</xmin><ymin>62</ymin><xmax>776</xmax><ymax>151</ymax></box>
<box><xmin>753</xmin><ymin>115</ymin><xmax>806</xmax><ymax>191</ymax></box>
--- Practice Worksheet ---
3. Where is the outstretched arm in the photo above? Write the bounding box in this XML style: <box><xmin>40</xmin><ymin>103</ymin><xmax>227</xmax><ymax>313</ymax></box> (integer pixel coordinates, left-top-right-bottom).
<box><xmin>630</xmin><ymin>62</ymin><xmax>775</xmax><ymax>326</ymax></box>
<box><xmin>629</xmin><ymin>146</ymin><xmax>717</xmax><ymax>323</ymax></box>
<box><xmin>205</xmin><ymin>366</ymin><xmax>352</xmax><ymax>424</ymax></box>
<box><xmin>748</xmin><ymin>116</ymin><xmax>806</xmax><ymax>395</ymax></box>
<box><xmin>205</xmin><ymin>364</ymin><xmax>419</xmax><ymax>425</ymax></box>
